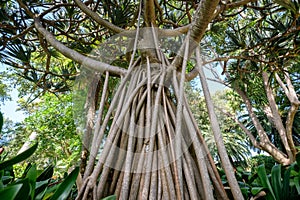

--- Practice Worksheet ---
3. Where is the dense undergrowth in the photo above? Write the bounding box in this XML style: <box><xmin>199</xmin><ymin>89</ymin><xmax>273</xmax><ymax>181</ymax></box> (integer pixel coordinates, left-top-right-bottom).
<box><xmin>1</xmin><ymin>111</ymin><xmax>300</xmax><ymax>200</ymax></box>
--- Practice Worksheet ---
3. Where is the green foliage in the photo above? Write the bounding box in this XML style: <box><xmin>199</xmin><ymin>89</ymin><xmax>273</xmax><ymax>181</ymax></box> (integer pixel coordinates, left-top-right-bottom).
<box><xmin>250</xmin><ymin>163</ymin><xmax>300</xmax><ymax>200</ymax></box>
<box><xmin>6</xmin><ymin>93</ymin><xmax>80</xmax><ymax>176</ymax></box>
<box><xmin>26</xmin><ymin>94</ymin><xmax>79</xmax><ymax>175</ymax></box>
<box><xmin>274</xmin><ymin>0</ymin><xmax>299</xmax><ymax>14</ymax></box>
<box><xmin>0</xmin><ymin>72</ymin><xmax>11</xmax><ymax>103</ymax></box>
<box><xmin>233</xmin><ymin>154</ymin><xmax>300</xmax><ymax>199</ymax></box>
<box><xmin>102</xmin><ymin>0</ymin><xmax>136</xmax><ymax>28</ymax></box>
<box><xmin>0</xmin><ymin>143</ymin><xmax>38</xmax><ymax>170</ymax></box>
<box><xmin>206</xmin><ymin>0</ymin><xmax>300</xmax><ymax>152</ymax></box>
<box><xmin>0</xmin><ymin>163</ymin><xmax>79</xmax><ymax>200</ymax></box>
<box><xmin>0</xmin><ymin>184</ymin><xmax>22</xmax><ymax>200</ymax></box>
<box><xmin>48</xmin><ymin>167</ymin><xmax>79</xmax><ymax>200</ymax></box>
<box><xmin>248</xmin><ymin>155</ymin><xmax>277</xmax><ymax>174</ymax></box>
<box><xmin>186</xmin><ymin>86</ymin><xmax>250</xmax><ymax>165</ymax></box>
<box><xmin>0</xmin><ymin>1</ymin><xmax>299</xmax><ymax>198</ymax></box>
<box><xmin>0</xmin><ymin>119</ymin><xmax>79</xmax><ymax>200</ymax></box>
<box><xmin>0</xmin><ymin>112</ymin><xmax>3</xmax><ymax>133</ymax></box>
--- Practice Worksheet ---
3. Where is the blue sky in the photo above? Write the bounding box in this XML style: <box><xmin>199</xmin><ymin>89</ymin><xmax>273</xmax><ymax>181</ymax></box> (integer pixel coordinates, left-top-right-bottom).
<box><xmin>0</xmin><ymin>63</ymin><xmax>26</xmax><ymax>122</ymax></box>
<box><xmin>1</xmin><ymin>86</ymin><xmax>26</xmax><ymax>122</ymax></box>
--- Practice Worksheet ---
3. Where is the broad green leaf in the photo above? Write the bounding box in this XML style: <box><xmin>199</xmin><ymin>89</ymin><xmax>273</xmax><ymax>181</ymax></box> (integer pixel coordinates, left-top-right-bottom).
<box><xmin>282</xmin><ymin>167</ymin><xmax>291</xmax><ymax>199</ymax></box>
<box><xmin>26</xmin><ymin>165</ymin><xmax>37</xmax><ymax>200</ymax></box>
<box><xmin>1</xmin><ymin>175</ymin><xmax>14</xmax><ymax>183</ymax></box>
<box><xmin>42</xmin><ymin>183</ymin><xmax>61</xmax><ymax>200</ymax></box>
<box><xmin>0</xmin><ymin>170</ymin><xmax>4</xmax><ymax>189</ymax></box>
<box><xmin>257</xmin><ymin>164</ymin><xmax>276</xmax><ymax>199</ymax></box>
<box><xmin>43</xmin><ymin>192</ymin><xmax>55</xmax><ymax>200</ymax></box>
<box><xmin>35</xmin><ymin>180</ymin><xmax>50</xmax><ymax>200</ymax></box>
<box><xmin>22</xmin><ymin>163</ymin><xmax>33</xmax><ymax>177</ymax></box>
<box><xmin>35</xmin><ymin>179</ymin><xmax>49</xmax><ymax>190</ymax></box>
<box><xmin>37</xmin><ymin>165</ymin><xmax>54</xmax><ymax>182</ymax></box>
<box><xmin>251</xmin><ymin>187</ymin><xmax>264</xmax><ymax>195</ymax></box>
<box><xmin>271</xmin><ymin>165</ymin><xmax>282</xmax><ymax>200</ymax></box>
<box><xmin>294</xmin><ymin>177</ymin><xmax>300</xmax><ymax>194</ymax></box>
<box><xmin>296</xmin><ymin>153</ymin><xmax>300</xmax><ymax>166</ymax></box>
<box><xmin>0</xmin><ymin>142</ymin><xmax>38</xmax><ymax>170</ymax></box>
<box><xmin>101</xmin><ymin>195</ymin><xmax>117</xmax><ymax>200</ymax></box>
<box><xmin>240</xmin><ymin>187</ymin><xmax>250</xmax><ymax>199</ymax></box>
<box><xmin>290</xmin><ymin>165</ymin><xmax>299</xmax><ymax>177</ymax></box>
<box><xmin>14</xmin><ymin>178</ymin><xmax>31</xmax><ymax>200</ymax></box>
<box><xmin>0</xmin><ymin>184</ymin><xmax>22</xmax><ymax>200</ymax></box>
<box><xmin>49</xmin><ymin>167</ymin><xmax>79</xmax><ymax>200</ymax></box>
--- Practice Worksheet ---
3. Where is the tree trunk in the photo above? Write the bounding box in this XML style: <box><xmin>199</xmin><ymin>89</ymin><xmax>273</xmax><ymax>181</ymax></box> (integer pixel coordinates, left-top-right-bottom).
<box><xmin>76</xmin><ymin>30</ymin><xmax>231</xmax><ymax>200</ymax></box>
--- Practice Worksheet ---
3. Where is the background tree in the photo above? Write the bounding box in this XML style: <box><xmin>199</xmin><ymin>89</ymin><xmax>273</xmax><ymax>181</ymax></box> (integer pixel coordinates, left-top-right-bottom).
<box><xmin>4</xmin><ymin>93</ymin><xmax>80</xmax><ymax>176</ymax></box>
<box><xmin>204</xmin><ymin>0</ymin><xmax>300</xmax><ymax>165</ymax></box>
<box><xmin>0</xmin><ymin>72</ymin><xmax>10</xmax><ymax>103</ymax></box>
<box><xmin>186</xmin><ymin>84</ymin><xmax>251</xmax><ymax>166</ymax></box>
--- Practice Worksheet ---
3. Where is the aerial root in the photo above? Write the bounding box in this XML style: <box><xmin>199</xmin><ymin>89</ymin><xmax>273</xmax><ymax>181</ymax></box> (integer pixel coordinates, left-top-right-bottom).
<box><xmin>77</xmin><ymin>60</ymin><xmax>229</xmax><ymax>199</ymax></box>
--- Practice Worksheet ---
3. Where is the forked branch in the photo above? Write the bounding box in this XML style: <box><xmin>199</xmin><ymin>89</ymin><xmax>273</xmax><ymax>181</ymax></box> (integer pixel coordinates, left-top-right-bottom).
<box><xmin>234</xmin><ymin>86</ymin><xmax>291</xmax><ymax>165</ymax></box>
<box><xmin>262</xmin><ymin>71</ymin><xmax>294</xmax><ymax>160</ymax></box>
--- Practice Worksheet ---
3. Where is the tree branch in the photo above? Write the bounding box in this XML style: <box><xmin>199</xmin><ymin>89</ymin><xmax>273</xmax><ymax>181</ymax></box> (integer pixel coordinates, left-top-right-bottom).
<box><xmin>171</xmin><ymin>0</ymin><xmax>258</xmax><ymax>73</ymax></box>
<box><xmin>16</xmin><ymin>0</ymin><xmax>35</xmax><ymax>18</ymax></box>
<box><xmin>224</xmin><ymin>0</ymin><xmax>257</xmax><ymax>9</ymax></box>
<box><xmin>34</xmin><ymin>18</ymin><xmax>127</xmax><ymax>76</ymax></box>
<box><xmin>185</xmin><ymin>67</ymin><xmax>199</xmax><ymax>81</ymax></box>
<box><xmin>286</xmin><ymin>103</ymin><xmax>299</xmax><ymax>154</ymax></box>
<box><xmin>74</xmin><ymin>0</ymin><xmax>189</xmax><ymax>38</ymax></box>
<box><xmin>284</xmin><ymin>70</ymin><xmax>300</xmax><ymax>105</ymax></box>
<box><xmin>262</xmin><ymin>71</ymin><xmax>294</xmax><ymax>160</ymax></box>
<box><xmin>275</xmin><ymin>71</ymin><xmax>300</xmax><ymax>104</ymax></box>
<box><xmin>275</xmin><ymin>73</ymin><xmax>290</xmax><ymax>100</ymax></box>
<box><xmin>159</xmin><ymin>25</ymin><xmax>190</xmax><ymax>36</ymax></box>
<box><xmin>275</xmin><ymin>71</ymin><xmax>299</xmax><ymax>157</ymax></box>
<box><xmin>10</xmin><ymin>25</ymin><xmax>34</xmax><ymax>41</ymax></box>
<box><xmin>74</xmin><ymin>0</ymin><xmax>124</xmax><ymax>33</ymax></box>
<box><xmin>234</xmin><ymin>85</ymin><xmax>290</xmax><ymax>165</ymax></box>
<box><xmin>189</xmin><ymin>0</ymin><xmax>220</xmax><ymax>44</ymax></box>
<box><xmin>282</xmin><ymin>71</ymin><xmax>299</xmax><ymax>157</ymax></box>
<box><xmin>155</xmin><ymin>0</ymin><xmax>257</xmax><ymax>38</ymax></box>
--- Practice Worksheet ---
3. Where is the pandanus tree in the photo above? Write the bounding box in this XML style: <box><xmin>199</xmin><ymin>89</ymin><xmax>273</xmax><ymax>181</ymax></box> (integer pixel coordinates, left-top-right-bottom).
<box><xmin>1</xmin><ymin>0</ymin><xmax>299</xmax><ymax>199</ymax></box>
<box><xmin>68</xmin><ymin>0</ymin><xmax>243</xmax><ymax>199</ymax></box>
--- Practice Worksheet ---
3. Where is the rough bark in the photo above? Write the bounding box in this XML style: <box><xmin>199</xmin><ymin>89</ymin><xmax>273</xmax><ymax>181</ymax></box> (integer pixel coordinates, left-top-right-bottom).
<box><xmin>172</xmin><ymin>0</ymin><xmax>220</xmax><ymax>69</ymax></box>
